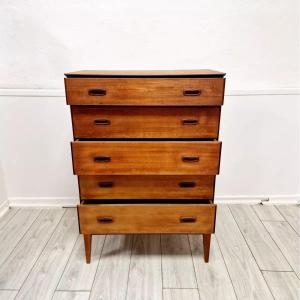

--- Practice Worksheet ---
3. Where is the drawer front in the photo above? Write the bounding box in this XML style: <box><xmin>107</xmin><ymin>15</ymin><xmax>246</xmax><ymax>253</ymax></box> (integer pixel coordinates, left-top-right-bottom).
<box><xmin>71</xmin><ymin>141</ymin><xmax>221</xmax><ymax>175</ymax></box>
<box><xmin>79</xmin><ymin>175</ymin><xmax>215</xmax><ymax>199</ymax></box>
<box><xmin>71</xmin><ymin>106</ymin><xmax>220</xmax><ymax>139</ymax></box>
<box><xmin>78</xmin><ymin>203</ymin><xmax>216</xmax><ymax>234</ymax></box>
<box><xmin>65</xmin><ymin>78</ymin><xmax>225</xmax><ymax>106</ymax></box>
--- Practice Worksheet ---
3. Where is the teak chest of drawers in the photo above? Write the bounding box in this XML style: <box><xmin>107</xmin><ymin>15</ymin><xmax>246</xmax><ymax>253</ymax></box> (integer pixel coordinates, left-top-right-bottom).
<box><xmin>65</xmin><ymin>69</ymin><xmax>226</xmax><ymax>264</ymax></box>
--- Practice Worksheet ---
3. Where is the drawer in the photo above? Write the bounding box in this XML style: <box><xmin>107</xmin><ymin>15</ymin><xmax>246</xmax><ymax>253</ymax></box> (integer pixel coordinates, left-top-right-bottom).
<box><xmin>71</xmin><ymin>106</ymin><xmax>221</xmax><ymax>139</ymax></box>
<box><xmin>65</xmin><ymin>78</ymin><xmax>225</xmax><ymax>106</ymax></box>
<box><xmin>79</xmin><ymin>175</ymin><xmax>215</xmax><ymax>199</ymax></box>
<box><xmin>78</xmin><ymin>202</ymin><xmax>217</xmax><ymax>234</ymax></box>
<box><xmin>71</xmin><ymin>141</ymin><xmax>221</xmax><ymax>175</ymax></box>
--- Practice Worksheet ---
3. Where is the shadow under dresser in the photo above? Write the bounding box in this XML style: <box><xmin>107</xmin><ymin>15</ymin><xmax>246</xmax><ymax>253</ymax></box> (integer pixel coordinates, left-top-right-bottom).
<box><xmin>64</xmin><ymin>69</ymin><xmax>226</xmax><ymax>263</ymax></box>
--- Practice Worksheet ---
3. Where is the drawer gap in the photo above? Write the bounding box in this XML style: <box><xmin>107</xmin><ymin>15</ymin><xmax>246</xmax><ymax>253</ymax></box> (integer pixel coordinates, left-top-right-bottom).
<box><xmin>81</xmin><ymin>199</ymin><xmax>213</xmax><ymax>205</ymax></box>
<box><xmin>75</xmin><ymin>138</ymin><xmax>217</xmax><ymax>142</ymax></box>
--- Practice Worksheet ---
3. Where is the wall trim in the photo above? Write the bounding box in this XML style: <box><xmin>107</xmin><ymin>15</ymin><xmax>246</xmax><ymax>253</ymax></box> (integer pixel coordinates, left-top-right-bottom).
<box><xmin>7</xmin><ymin>194</ymin><xmax>300</xmax><ymax>207</ymax></box>
<box><xmin>0</xmin><ymin>87</ymin><xmax>299</xmax><ymax>97</ymax></box>
<box><xmin>0</xmin><ymin>201</ymin><xmax>10</xmax><ymax>217</ymax></box>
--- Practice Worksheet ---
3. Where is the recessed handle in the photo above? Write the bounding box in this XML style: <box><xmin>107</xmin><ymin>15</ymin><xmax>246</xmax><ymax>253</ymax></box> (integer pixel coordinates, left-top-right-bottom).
<box><xmin>182</xmin><ymin>119</ymin><xmax>199</xmax><ymax>125</ymax></box>
<box><xmin>179</xmin><ymin>181</ymin><xmax>196</xmax><ymax>188</ymax></box>
<box><xmin>88</xmin><ymin>88</ymin><xmax>106</xmax><ymax>96</ymax></box>
<box><xmin>180</xmin><ymin>216</ymin><xmax>197</xmax><ymax>223</ymax></box>
<box><xmin>98</xmin><ymin>181</ymin><xmax>114</xmax><ymax>188</ymax></box>
<box><xmin>94</xmin><ymin>156</ymin><xmax>111</xmax><ymax>163</ymax></box>
<box><xmin>94</xmin><ymin>119</ymin><xmax>111</xmax><ymax>125</ymax></box>
<box><xmin>97</xmin><ymin>216</ymin><xmax>113</xmax><ymax>223</ymax></box>
<box><xmin>183</xmin><ymin>89</ymin><xmax>201</xmax><ymax>96</ymax></box>
<box><xmin>182</xmin><ymin>156</ymin><xmax>199</xmax><ymax>163</ymax></box>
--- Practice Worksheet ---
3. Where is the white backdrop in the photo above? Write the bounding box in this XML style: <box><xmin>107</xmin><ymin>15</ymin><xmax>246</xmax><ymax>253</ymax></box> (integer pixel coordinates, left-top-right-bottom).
<box><xmin>0</xmin><ymin>0</ymin><xmax>299</xmax><ymax>208</ymax></box>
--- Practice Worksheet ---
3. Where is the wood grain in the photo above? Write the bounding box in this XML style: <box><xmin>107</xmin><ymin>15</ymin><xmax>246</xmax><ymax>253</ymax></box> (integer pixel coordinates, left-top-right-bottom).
<box><xmin>189</xmin><ymin>234</ymin><xmax>236</xmax><ymax>300</ymax></box>
<box><xmin>230</xmin><ymin>205</ymin><xmax>291</xmax><ymax>271</ymax></box>
<box><xmin>90</xmin><ymin>235</ymin><xmax>132</xmax><ymax>300</ymax></box>
<box><xmin>52</xmin><ymin>291</ymin><xmax>90</xmax><ymax>300</ymax></box>
<box><xmin>71</xmin><ymin>106</ymin><xmax>221</xmax><ymax>138</ymax></box>
<box><xmin>127</xmin><ymin>235</ymin><xmax>162</xmax><ymax>300</ymax></box>
<box><xmin>276</xmin><ymin>205</ymin><xmax>300</xmax><ymax>235</ymax></box>
<box><xmin>57</xmin><ymin>235</ymin><xmax>105</xmax><ymax>291</ymax></box>
<box><xmin>0</xmin><ymin>291</ymin><xmax>18</xmax><ymax>300</ymax></box>
<box><xmin>216</xmin><ymin>205</ymin><xmax>273</xmax><ymax>300</ymax></box>
<box><xmin>78</xmin><ymin>204</ymin><xmax>216</xmax><ymax>234</ymax></box>
<box><xmin>72</xmin><ymin>141</ymin><xmax>221</xmax><ymax>175</ymax></box>
<box><xmin>79</xmin><ymin>175</ymin><xmax>215</xmax><ymax>200</ymax></box>
<box><xmin>161</xmin><ymin>234</ymin><xmax>197</xmax><ymax>288</ymax></box>
<box><xmin>0</xmin><ymin>209</ymin><xmax>65</xmax><ymax>289</ymax></box>
<box><xmin>163</xmin><ymin>289</ymin><xmax>200</xmax><ymax>300</ymax></box>
<box><xmin>65</xmin><ymin>78</ymin><xmax>225</xmax><ymax>106</ymax></box>
<box><xmin>262</xmin><ymin>271</ymin><xmax>300</xmax><ymax>300</ymax></box>
<box><xmin>0</xmin><ymin>208</ymin><xmax>19</xmax><ymax>230</ymax></box>
<box><xmin>253</xmin><ymin>205</ymin><xmax>285</xmax><ymax>221</ymax></box>
<box><xmin>263</xmin><ymin>221</ymin><xmax>300</xmax><ymax>278</ymax></box>
<box><xmin>15</xmin><ymin>209</ymin><xmax>79</xmax><ymax>300</ymax></box>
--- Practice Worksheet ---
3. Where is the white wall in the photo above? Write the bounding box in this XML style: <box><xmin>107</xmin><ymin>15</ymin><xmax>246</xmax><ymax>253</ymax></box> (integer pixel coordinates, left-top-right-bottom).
<box><xmin>0</xmin><ymin>0</ymin><xmax>299</xmax><ymax>206</ymax></box>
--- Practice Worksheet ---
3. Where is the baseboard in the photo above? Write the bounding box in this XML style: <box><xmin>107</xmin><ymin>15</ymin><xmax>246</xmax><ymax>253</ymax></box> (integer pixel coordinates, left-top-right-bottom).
<box><xmin>0</xmin><ymin>201</ymin><xmax>10</xmax><ymax>217</ymax></box>
<box><xmin>7</xmin><ymin>194</ymin><xmax>300</xmax><ymax>207</ymax></box>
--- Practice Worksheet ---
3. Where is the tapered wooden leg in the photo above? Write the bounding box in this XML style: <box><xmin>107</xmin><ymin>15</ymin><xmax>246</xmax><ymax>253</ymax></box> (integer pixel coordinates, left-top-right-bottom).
<box><xmin>203</xmin><ymin>234</ymin><xmax>211</xmax><ymax>263</ymax></box>
<box><xmin>84</xmin><ymin>234</ymin><xmax>92</xmax><ymax>264</ymax></box>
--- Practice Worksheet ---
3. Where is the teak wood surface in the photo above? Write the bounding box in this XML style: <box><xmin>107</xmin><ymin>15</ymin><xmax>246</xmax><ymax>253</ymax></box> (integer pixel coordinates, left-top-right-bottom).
<box><xmin>71</xmin><ymin>106</ymin><xmax>221</xmax><ymax>139</ymax></box>
<box><xmin>65</xmin><ymin>78</ymin><xmax>225</xmax><ymax>106</ymax></box>
<box><xmin>71</xmin><ymin>141</ymin><xmax>221</xmax><ymax>175</ymax></box>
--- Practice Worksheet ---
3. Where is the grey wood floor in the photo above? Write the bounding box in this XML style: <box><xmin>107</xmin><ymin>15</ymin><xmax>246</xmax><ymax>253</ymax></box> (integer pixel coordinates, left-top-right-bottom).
<box><xmin>0</xmin><ymin>204</ymin><xmax>299</xmax><ymax>300</ymax></box>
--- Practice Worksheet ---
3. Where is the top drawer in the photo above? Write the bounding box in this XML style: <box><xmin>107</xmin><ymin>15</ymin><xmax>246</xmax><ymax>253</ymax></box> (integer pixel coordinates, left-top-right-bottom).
<box><xmin>65</xmin><ymin>78</ymin><xmax>225</xmax><ymax>106</ymax></box>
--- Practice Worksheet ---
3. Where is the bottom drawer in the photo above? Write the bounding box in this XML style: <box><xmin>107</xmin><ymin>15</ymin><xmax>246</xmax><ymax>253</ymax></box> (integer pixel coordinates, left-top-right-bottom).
<box><xmin>78</xmin><ymin>202</ymin><xmax>216</xmax><ymax>234</ymax></box>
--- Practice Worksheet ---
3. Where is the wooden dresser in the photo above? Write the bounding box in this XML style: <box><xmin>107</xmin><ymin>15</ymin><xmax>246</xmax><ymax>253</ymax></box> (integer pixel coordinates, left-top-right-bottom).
<box><xmin>65</xmin><ymin>70</ymin><xmax>226</xmax><ymax>264</ymax></box>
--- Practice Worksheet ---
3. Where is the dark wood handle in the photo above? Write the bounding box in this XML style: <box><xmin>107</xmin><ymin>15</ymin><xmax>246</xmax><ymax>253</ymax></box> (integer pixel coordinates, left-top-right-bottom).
<box><xmin>180</xmin><ymin>216</ymin><xmax>197</xmax><ymax>223</ymax></box>
<box><xmin>179</xmin><ymin>181</ymin><xmax>196</xmax><ymax>188</ymax></box>
<box><xmin>97</xmin><ymin>216</ymin><xmax>113</xmax><ymax>223</ymax></box>
<box><xmin>98</xmin><ymin>181</ymin><xmax>114</xmax><ymax>188</ymax></box>
<box><xmin>182</xmin><ymin>119</ymin><xmax>199</xmax><ymax>125</ymax></box>
<box><xmin>183</xmin><ymin>89</ymin><xmax>201</xmax><ymax>96</ymax></box>
<box><xmin>88</xmin><ymin>88</ymin><xmax>106</xmax><ymax>96</ymax></box>
<box><xmin>94</xmin><ymin>119</ymin><xmax>111</xmax><ymax>125</ymax></box>
<box><xmin>94</xmin><ymin>156</ymin><xmax>111</xmax><ymax>163</ymax></box>
<box><xmin>182</xmin><ymin>156</ymin><xmax>199</xmax><ymax>163</ymax></box>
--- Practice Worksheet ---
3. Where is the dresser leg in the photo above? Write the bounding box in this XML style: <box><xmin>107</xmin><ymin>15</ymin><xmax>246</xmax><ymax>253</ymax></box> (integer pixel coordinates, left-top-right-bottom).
<box><xmin>203</xmin><ymin>234</ymin><xmax>211</xmax><ymax>263</ymax></box>
<box><xmin>84</xmin><ymin>234</ymin><xmax>92</xmax><ymax>264</ymax></box>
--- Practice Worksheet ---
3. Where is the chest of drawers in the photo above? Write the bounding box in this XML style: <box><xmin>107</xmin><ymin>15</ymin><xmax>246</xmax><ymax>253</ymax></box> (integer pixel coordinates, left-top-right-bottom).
<box><xmin>65</xmin><ymin>69</ymin><xmax>226</xmax><ymax>264</ymax></box>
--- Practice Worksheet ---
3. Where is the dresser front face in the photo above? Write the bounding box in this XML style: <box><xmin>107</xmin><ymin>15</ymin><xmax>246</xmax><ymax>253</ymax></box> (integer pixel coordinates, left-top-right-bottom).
<box><xmin>65</xmin><ymin>70</ymin><xmax>225</xmax><ymax>262</ymax></box>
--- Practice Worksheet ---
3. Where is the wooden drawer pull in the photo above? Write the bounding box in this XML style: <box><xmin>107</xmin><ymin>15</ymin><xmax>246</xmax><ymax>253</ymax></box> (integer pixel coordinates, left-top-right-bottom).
<box><xmin>94</xmin><ymin>156</ymin><xmax>111</xmax><ymax>163</ymax></box>
<box><xmin>183</xmin><ymin>89</ymin><xmax>201</xmax><ymax>96</ymax></box>
<box><xmin>97</xmin><ymin>216</ymin><xmax>113</xmax><ymax>223</ymax></box>
<box><xmin>98</xmin><ymin>181</ymin><xmax>114</xmax><ymax>188</ymax></box>
<box><xmin>179</xmin><ymin>181</ymin><xmax>196</xmax><ymax>188</ymax></box>
<box><xmin>180</xmin><ymin>216</ymin><xmax>197</xmax><ymax>223</ymax></box>
<box><xmin>94</xmin><ymin>119</ymin><xmax>111</xmax><ymax>125</ymax></box>
<box><xmin>88</xmin><ymin>88</ymin><xmax>106</xmax><ymax>96</ymax></box>
<box><xmin>182</xmin><ymin>156</ymin><xmax>199</xmax><ymax>163</ymax></box>
<box><xmin>182</xmin><ymin>119</ymin><xmax>199</xmax><ymax>125</ymax></box>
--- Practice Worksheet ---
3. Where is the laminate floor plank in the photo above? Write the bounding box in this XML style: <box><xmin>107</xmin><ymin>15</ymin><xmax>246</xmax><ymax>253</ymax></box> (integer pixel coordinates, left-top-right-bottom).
<box><xmin>252</xmin><ymin>205</ymin><xmax>285</xmax><ymax>221</ymax></box>
<box><xmin>161</xmin><ymin>234</ymin><xmax>197</xmax><ymax>288</ymax></box>
<box><xmin>0</xmin><ymin>208</ymin><xmax>19</xmax><ymax>230</ymax></box>
<box><xmin>52</xmin><ymin>291</ymin><xmax>90</xmax><ymax>300</ymax></box>
<box><xmin>216</xmin><ymin>205</ymin><xmax>273</xmax><ymax>300</ymax></box>
<box><xmin>0</xmin><ymin>290</ymin><xmax>18</xmax><ymax>300</ymax></box>
<box><xmin>262</xmin><ymin>271</ymin><xmax>300</xmax><ymax>300</ymax></box>
<box><xmin>163</xmin><ymin>289</ymin><xmax>199</xmax><ymax>300</ymax></box>
<box><xmin>15</xmin><ymin>208</ymin><xmax>78</xmax><ymax>300</ymax></box>
<box><xmin>57</xmin><ymin>235</ymin><xmax>105</xmax><ymax>291</ymax></box>
<box><xmin>263</xmin><ymin>221</ymin><xmax>300</xmax><ymax>278</ymax></box>
<box><xmin>189</xmin><ymin>234</ymin><xmax>236</xmax><ymax>300</ymax></box>
<box><xmin>276</xmin><ymin>205</ymin><xmax>300</xmax><ymax>235</ymax></box>
<box><xmin>0</xmin><ymin>208</ymin><xmax>41</xmax><ymax>267</ymax></box>
<box><xmin>0</xmin><ymin>209</ymin><xmax>65</xmax><ymax>289</ymax></box>
<box><xmin>230</xmin><ymin>205</ymin><xmax>291</xmax><ymax>271</ymax></box>
<box><xmin>89</xmin><ymin>235</ymin><xmax>133</xmax><ymax>300</ymax></box>
<box><xmin>127</xmin><ymin>235</ymin><xmax>162</xmax><ymax>300</ymax></box>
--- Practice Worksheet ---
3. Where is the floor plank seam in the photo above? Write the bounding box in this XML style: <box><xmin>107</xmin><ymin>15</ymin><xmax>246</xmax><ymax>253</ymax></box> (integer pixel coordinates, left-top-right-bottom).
<box><xmin>88</xmin><ymin>234</ymin><xmax>107</xmax><ymax>300</ymax></box>
<box><xmin>0</xmin><ymin>209</ymin><xmax>19</xmax><ymax>231</ymax></box>
<box><xmin>275</xmin><ymin>206</ymin><xmax>300</xmax><ymax>237</ymax></box>
<box><xmin>124</xmin><ymin>235</ymin><xmax>134</xmax><ymax>300</ymax></box>
<box><xmin>228</xmin><ymin>205</ymin><xmax>274</xmax><ymax>296</ymax></box>
<box><xmin>14</xmin><ymin>209</ymin><xmax>67</xmax><ymax>299</ymax></box>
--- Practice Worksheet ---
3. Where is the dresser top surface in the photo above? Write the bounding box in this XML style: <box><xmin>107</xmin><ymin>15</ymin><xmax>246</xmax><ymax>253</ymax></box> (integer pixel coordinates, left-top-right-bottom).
<box><xmin>65</xmin><ymin>69</ymin><xmax>225</xmax><ymax>78</ymax></box>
